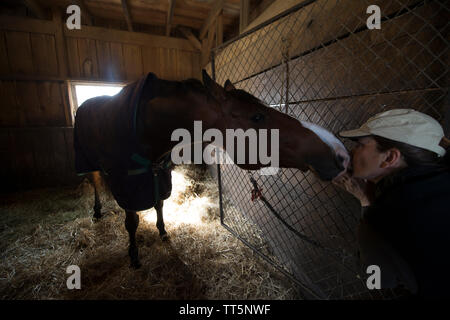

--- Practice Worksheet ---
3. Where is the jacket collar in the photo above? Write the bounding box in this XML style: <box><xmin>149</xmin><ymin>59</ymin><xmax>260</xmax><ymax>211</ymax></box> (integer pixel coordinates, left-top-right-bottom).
<box><xmin>376</xmin><ymin>164</ymin><xmax>448</xmax><ymax>197</ymax></box>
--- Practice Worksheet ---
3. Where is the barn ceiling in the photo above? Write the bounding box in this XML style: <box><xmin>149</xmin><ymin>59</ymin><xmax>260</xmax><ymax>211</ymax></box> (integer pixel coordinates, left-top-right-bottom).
<box><xmin>0</xmin><ymin>0</ymin><xmax>276</xmax><ymax>43</ymax></box>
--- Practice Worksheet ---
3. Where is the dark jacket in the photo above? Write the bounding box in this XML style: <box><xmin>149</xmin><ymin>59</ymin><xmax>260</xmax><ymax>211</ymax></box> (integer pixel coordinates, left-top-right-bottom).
<box><xmin>359</xmin><ymin>164</ymin><xmax>450</xmax><ymax>299</ymax></box>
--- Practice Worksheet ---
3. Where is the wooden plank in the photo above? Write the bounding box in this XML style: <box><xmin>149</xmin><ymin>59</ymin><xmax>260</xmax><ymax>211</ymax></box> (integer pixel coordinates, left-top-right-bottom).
<box><xmin>0</xmin><ymin>15</ymin><xmax>55</xmax><ymax>34</ymax></box>
<box><xmin>214</xmin><ymin>0</ymin><xmax>428</xmax><ymax>84</ymax></box>
<box><xmin>142</xmin><ymin>46</ymin><xmax>161</xmax><ymax>76</ymax></box>
<box><xmin>0</xmin><ymin>31</ymin><xmax>10</xmax><ymax>74</ymax></box>
<box><xmin>0</xmin><ymin>81</ymin><xmax>19</xmax><ymax>126</ymax></box>
<box><xmin>233</xmin><ymin>1</ymin><xmax>448</xmax><ymax>103</ymax></box>
<box><xmin>109</xmin><ymin>42</ymin><xmax>126</xmax><ymax>80</ymax></box>
<box><xmin>0</xmin><ymin>129</ymin><xmax>14</xmax><ymax>191</ymax></box>
<box><xmin>166</xmin><ymin>0</ymin><xmax>177</xmax><ymax>37</ymax></box>
<box><xmin>96</xmin><ymin>40</ymin><xmax>113</xmax><ymax>79</ymax></box>
<box><xmin>191</xmin><ymin>51</ymin><xmax>201</xmax><ymax>79</ymax></box>
<box><xmin>30</xmin><ymin>33</ymin><xmax>58</xmax><ymax>76</ymax></box>
<box><xmin>15</xmin><ymin>82</ymin><xmax>43</xmax><ymax>126</ymax></box>
<box><xmin>243</xmin><ymin>0</ymin><xmax>303</xmax><ymax>33</ymax></box>
<box><xmin>60</xmin><ymin>82</ymin><xmax>74</xmax><ymax>127</ymax></box>
<box><xmin>10</xmin><ymin>128</ymin><xmax>36</xmax><ymax>188</ymax></box>
<box><xmin>159</xmin><ymin>47</ymin><xmax>178</xmax><ymax>80</ymax></box>
<box><xmin>36</xmin><ymin>81</ymin><xmax>66</xmax><ymax>126</ymax></box>
<box><xmin>63</xmin><ymin>127</ymin><xmax>76</xmax><ymax>174</ymax></box>
<box><xmin>199</xmin><ymin>0</ymin><xmax>224</xmax><ymax>40</ymax></box>
<box><xmin>65</xmin><ymin>37</ymin><xmax>80</xmax><ymax>78</ymax></box>
<box><xmin>77</xmin><ymin>38</ymin><xmax>99</xmax><ymax>78</ymax></box>
<box><xmin>123</xmin><ymin>44</ymin><xmax>143</xmax><ymax>80</ymax></box>
<box><xmin>5</xmin><ymin>31</ymin><xmax>34</xmax><ymax>75</ymax></box>
<box><xmin>32</xmin><ymin>128</ymin><xmax>53</xmax><ymax>181</ymax></box>
<box><xmin>64</xmin><ymin>24</ymin><xmax>196</xmax><ymax>51</ymax></box>
<box><xmin>179</xmin><ymin>27</ymin><xmax>202</xmax><ymax>51</ymax></box>
<box><xmin>201</xmin><ymin>24</ymin><xmax>216</xmax><ymax>67</ymax></box>
<box><xmin>50</xmin><ymin>128</ymin><xmax>68</xmax><ymax>184</ymax></box>
<box><xmin>22</xmin><ymin>0</ymin><xmax>46</xmax><ymax>19</ymax></box>
<box><xmin>216</xmin><ymin>12</ymin><xmax>223</xmax><ymax>47</ymax></box>
<box><xmin>121</xmin><ymin>0</ymin><xmax>134</xmax><ymax>32</ymax></box>
<box><xmin>239</xmin><ymin>0</ymin><xmax>250</xmax><ymax>34</ymax></box>
<box><xmin>177</xmin><ymin>50</ymin><xmax>193</xmax><ymax>80</ymax></box>
<box><xmin>52</xmin><ymin>7</ymin><xmax>69</xmax><ymax>78</ymax></box>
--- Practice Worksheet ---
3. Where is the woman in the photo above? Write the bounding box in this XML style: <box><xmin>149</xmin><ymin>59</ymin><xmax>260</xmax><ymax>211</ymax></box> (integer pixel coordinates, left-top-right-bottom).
<box><xmin>333</xmin><ymin>109</ymin><xmax>450</xmax><ymax>299</ymax></box>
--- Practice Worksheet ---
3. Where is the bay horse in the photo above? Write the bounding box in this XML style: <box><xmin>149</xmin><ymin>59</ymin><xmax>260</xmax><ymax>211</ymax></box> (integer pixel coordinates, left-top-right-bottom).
<box><xmin>74</xmin><ymin>70</ymin><xmax>349</xmax><ymax>268</ymax></box>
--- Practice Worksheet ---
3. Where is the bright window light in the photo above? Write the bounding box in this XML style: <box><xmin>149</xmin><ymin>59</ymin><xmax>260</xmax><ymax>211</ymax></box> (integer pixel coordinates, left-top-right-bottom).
<box><xmin>74</xmin><ymin>84</ymin><xmax>124</xmax><ymax>107</ymax></box>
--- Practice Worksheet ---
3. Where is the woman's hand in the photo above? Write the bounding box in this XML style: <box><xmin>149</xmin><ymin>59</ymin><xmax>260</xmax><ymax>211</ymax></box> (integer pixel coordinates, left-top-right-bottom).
<box><xmin>332</xmin><ymin>173</ymin><xmax>374</xmax><ymax>207</ymax></box>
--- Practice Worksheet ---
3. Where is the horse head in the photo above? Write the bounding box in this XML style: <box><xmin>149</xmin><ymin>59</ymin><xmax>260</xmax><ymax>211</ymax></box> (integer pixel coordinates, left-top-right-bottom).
<box><xmin>202</xmin><ymin>70</ymin><xmax>349</xmax><ymax>181</ymax></box>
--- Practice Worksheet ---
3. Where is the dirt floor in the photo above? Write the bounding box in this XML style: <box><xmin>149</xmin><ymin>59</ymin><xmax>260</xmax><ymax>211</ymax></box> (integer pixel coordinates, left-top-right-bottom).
<box><xmin>0</xmin><ymin>165</ymin><xmax>300</xmax><ymax>300</ymax></box>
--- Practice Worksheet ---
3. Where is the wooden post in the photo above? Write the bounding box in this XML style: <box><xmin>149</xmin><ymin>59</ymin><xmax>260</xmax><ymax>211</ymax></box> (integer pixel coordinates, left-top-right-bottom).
<box><xmin>52</xmin><ymin>7</ymin><xmax>68</xmax><ymax>78</ymax></box>
<box><xmin>216</xmin><ymin>11</ymin><xmax>223</xmax><ymax>47</ymax></box>
<box><xmin>121</xmin><ymin>0</ymin><xmax>133</xmax><ymax>32</ymax></box>
<box><xmin>199</xmin><ymin>0</ymin><xmax>223</xmax><ymax>40</ymax></box>
<box><xmin>239</xmin><ymin>0</ymin><xmax>250</xmax><ymax>34</ymax></box>
<box><xmin>22</xmin><ymin>0</ymin><xmax>46</xmax><ymax>19</ymax></box>
<box><xmin>166</xmin><ymin>0</ymin><xmax>176</xmax><ymax>37</ymax></box>
<box><xmin>179</xmin><ymin>27</ymin><xmax>202</xmax><ymax>51</ymax></box>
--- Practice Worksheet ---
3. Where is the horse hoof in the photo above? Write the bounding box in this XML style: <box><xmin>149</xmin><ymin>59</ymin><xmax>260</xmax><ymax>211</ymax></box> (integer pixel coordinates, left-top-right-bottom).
<box><xmin>160</xmin><ymin>233</ymin><xmax>169</xmax><ymax>242</ymax></box>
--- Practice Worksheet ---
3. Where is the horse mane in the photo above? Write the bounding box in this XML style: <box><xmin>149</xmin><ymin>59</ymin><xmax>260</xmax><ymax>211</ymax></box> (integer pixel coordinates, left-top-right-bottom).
<box><xmin>228</xmin><ymin>88</ymin><xmax>264</xmax><ymax>105</ymax></box>
<box><xmin>181</xmin><ymin>78</ymin><xmax>209</xmax><ymax>95</ymax></box>
<box><xmin>181</xmin><ymin>79</ymin><xmax>264</xmax><ymax>106</ymax></box>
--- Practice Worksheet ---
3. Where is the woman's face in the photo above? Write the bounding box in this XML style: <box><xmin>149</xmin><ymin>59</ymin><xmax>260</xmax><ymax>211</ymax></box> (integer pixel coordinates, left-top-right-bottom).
<box><xmin>351</xmin><ymin>136</ymin><xmax>387</xmax><ymax>180</ymax></box>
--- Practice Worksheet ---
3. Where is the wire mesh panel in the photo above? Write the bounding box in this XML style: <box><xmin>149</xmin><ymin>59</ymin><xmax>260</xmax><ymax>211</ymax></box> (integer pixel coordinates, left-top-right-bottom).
<box><xmin>212</xmin><ymin>0</ymin><xmax>449</xmax><ymax>299</ymax></box>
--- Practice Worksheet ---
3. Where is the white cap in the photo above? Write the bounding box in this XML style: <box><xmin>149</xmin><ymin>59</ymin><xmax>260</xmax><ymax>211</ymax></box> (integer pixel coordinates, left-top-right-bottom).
<box><xmin>339</xmin><ymin>109</ymin><xmax>446</xmax><ymax>157</ymax></box>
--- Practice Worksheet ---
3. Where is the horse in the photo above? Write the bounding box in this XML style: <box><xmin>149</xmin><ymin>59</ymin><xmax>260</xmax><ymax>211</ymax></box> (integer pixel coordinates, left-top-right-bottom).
<box><xmin>74</xmin><ymin>70</ymin><xmax>349</xmax><ymax>268</ymax></box>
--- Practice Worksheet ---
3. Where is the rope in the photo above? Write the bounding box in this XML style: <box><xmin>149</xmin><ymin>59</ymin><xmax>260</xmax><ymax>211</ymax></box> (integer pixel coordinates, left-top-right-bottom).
<box><xmin>247</xmin><ymin>171</ymin><xmax>363</xmax><ymax>279</ymax></box>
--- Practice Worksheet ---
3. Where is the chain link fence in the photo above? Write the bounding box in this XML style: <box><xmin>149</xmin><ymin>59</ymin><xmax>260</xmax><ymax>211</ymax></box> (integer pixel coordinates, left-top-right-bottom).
<box><xmin>211</xmin><ymin>0</ymin><xmax>449</xmax><ymax>299</ymax></box>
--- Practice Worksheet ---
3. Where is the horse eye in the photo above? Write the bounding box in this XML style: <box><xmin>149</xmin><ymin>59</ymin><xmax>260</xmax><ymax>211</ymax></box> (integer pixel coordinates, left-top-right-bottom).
<box><xmin>251</xmin><ymin>113</ymin><xmax>265</xmax><ymax>123</ymax></box>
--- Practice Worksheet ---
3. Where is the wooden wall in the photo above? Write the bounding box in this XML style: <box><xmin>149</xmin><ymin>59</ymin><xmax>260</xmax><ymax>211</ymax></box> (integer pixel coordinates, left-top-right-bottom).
<box><xmin>0</xmin><ymin>10</ymin><xmax>201</xmax><ymax>192</ymax></box>
<box><xmin>211</xmin><ymin>0</ymin><xmax>448</xmax><ymax>299</ymax></box>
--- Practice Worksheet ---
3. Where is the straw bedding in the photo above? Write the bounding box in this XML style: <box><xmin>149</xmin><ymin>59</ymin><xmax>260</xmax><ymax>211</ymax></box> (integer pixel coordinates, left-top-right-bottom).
<box><xmin>0</xmin><ymin>165</ymin><xmax>299</xmax><ymax>299</ymax></box>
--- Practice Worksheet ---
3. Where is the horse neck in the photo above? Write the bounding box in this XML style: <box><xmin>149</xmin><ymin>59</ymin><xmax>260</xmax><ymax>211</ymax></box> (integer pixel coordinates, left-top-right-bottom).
<box><xmin>136</xmin><ymin>79</ymin><xmax>222</xmax><ymax>163</ymax></box>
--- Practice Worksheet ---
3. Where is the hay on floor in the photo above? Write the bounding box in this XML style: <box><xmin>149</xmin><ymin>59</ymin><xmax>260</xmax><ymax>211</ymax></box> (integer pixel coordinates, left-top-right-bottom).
<box><xmin>0</xmin><ymin>165</ymin><xmax>300</xmax><ymax>299</ymax></box>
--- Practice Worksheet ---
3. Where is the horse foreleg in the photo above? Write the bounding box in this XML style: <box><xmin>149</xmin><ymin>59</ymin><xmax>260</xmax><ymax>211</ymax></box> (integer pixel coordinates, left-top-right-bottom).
<box><xmin>125</xmin><ymin>210</ymin><xmax>141</xmax><ymax>268</ymax></box>
<box><xmin>90</xmin><ymin>171</ymin><xmax>102</xmax><ymax>220</ymax></box>
<box><xmin>155</xmin><ymin>200</ymin><xmax>168</xmax><ymax>241</ymax></box>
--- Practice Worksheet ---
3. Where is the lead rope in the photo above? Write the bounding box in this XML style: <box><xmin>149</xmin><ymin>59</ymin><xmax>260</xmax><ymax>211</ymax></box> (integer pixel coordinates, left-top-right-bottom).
<box><xmin>246</xmin><ymin>170</ymin><xmax>364</xmax><ymax>282</ymax></box>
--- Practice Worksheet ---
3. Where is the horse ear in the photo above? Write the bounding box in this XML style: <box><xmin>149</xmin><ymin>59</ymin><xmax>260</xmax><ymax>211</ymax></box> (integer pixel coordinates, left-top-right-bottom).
<box><xmin>202</xmin><ymin>69</ymin><xmax>226</xmax><ymax>100</ymax></box>
<box><xmin>224</xmin><ymin>80</ymin><xmax>235</xmax><ymax>92</ymax></box>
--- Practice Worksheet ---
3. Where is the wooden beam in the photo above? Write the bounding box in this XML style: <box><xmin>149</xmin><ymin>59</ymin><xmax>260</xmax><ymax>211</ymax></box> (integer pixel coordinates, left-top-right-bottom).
<box><xmin>52</xmin><ymin>8</ymin><xmax>68</xmax><ymax>78</ymax></box>
<box><xmin>0</xmin><ymin>15</ymin><xmax>55</xmax><ymax>34</ymax></box>
<box><xmin>216</xmin><ymin>12</ymin><xmax>223</xmax><ymax>47</ymax></box>
<box><xmin>199</xmin><ymin>0</ymin><xmax>224</xmax><ymax>40</ymax></box>
<box><xmin>202</xmin><ymin>24</ymin><xmax>216</xmax><ymax>67</ymax></box>
<box><xmin>239</xmin><ymin>0</ymin><xmax>250</xmax><ymax>34</ymax></box>
<box><xmin>22</xmin><ymin>0</ymin><xmax>46</xmax><ymax>19</ymax></box>
<box><xmin>121</xmin><ymin>0</ymin><xmax>133</xmax><ymax>32</ymax></box>
<box><xmin>179</xmin><ymin>27</ymin><xmax>202</xmax><ymax>51</ymax></box>
<box><xmin>165</xmin><ymin>0</ymin><xmax>176</xmax><ymax>37</ymax></box>
<box><xmin>64</xmin><ymin>24</ymin><xmax>197</xmax><ymax>52</ymax></box>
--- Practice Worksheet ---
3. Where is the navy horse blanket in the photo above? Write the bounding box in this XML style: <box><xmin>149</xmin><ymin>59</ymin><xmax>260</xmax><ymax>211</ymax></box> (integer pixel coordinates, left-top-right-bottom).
<box><xmin>74</xmin><ymin>73</ymin><xmax>172</xmax><ymax>211</ymax></box>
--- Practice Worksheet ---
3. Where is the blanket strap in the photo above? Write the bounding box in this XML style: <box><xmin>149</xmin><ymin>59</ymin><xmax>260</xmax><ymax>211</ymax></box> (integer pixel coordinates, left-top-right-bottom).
<box><xmin>130</xmin><ymin>153</ymin><xmax>160</xmax><ymax>204</ymax></box>
<box><xmin>130</xmin><ymin>152</ymin><xmax>172</xmax><ymax>206</ymax></box>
